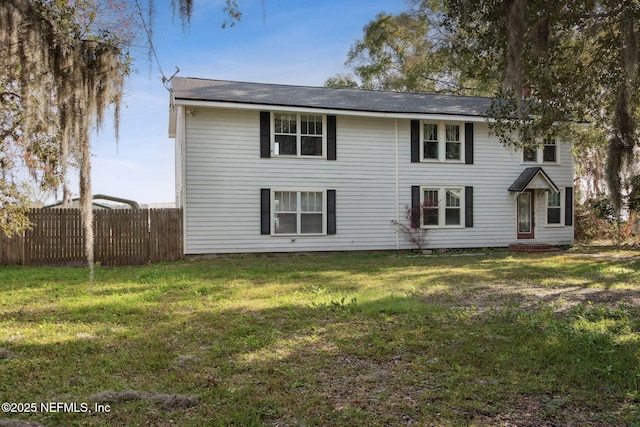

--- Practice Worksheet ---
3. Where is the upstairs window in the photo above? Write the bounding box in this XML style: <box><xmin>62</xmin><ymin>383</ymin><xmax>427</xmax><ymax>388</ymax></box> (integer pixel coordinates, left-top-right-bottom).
<box><xmin>274</xmin><ymin>113</ymin><xmax>325</xmax><ymax>157</ymax></box>
<box><xmin>420</xmin><ymin>121</ymin><xmax>463</xmax><ymax>162</ymax></box>
<box><xmin>274</xmin><ymin>113</ymin><xmax>297</xmax><ymax>155</ymax></box>
<box><xmin>523</xmin><ymin>147</ymin><xmax>538</xmax><ymax>163</ymax></box>
<box><xmin>543</xmin><ymin>137</ymin><xmax>557</xmax><ymax>163</ymax></box>
<box><xmin>423</xmin><ymin>123</ymin><xmax>439</xmax><ymax>160</ymax></box>
<box><xmin>522</xmin><ymin>136</ymin><xmax>559</xmax><ymax>164</ymax></box>
<box><xmin>300</xmin><ymin>114</ymin><xmax>323</xmax><ymax>156</ymax></box>
<box><xmin>445</xmin><ymin>125</ymin><xmax>461</xmax><ymax>160</ymax></box>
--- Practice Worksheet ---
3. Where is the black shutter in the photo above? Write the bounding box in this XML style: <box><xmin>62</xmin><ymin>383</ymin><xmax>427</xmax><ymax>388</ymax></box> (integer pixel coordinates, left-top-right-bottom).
<box><xmin>465</xmin><ymin>122</ymin><xmax>474</xmax><ymax>164</ymax></box>
<box><xmin>465</xmin><ymin>186</ymin><xmax>474</xmax><ymax>227</ymax></box>
<box><xmin>260</xmin><ymin>111</ymin><xmax>270</xmax><ymax>158</ymax></box>
<box><xmin>565</xmin><ymin>186</ymin><xmax>573</xmax><ymax>226</ymax></box>
<box><xmin>327</xmin><ymin>190</ymin><xmax>336</xmax><ymax>234</ymax></box>
<box><xmin>411</xmin><ymin>185</ymin><xmax>420</xmax><ymax>228</ymax></box>
<box><xmin>327</xmin><ymin>115</ymin><xmax>337</xmax><ymax>160</ymax></box>
<box><xmin>260</xmin><ymin>188</ymin><xmax>270</xmax><ymax>235</ymax></box>
<box><xmin>411</xmin><ymin>120</ymin><xmax>420</xmax><ymax>163</ymax></box>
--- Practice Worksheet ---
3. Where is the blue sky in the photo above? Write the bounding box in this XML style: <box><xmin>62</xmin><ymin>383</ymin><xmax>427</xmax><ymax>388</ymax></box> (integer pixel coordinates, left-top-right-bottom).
<box><xmin>85</xmin><ymin>0</ymin><xmax>408</xmax><ymax>205</ymax></box>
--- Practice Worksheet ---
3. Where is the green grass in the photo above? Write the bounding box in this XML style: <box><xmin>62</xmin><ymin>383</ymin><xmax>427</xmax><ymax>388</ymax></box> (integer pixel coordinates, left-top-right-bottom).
<box><xmin>1</xmin><ymin>249</ymin><xmax>639</xmax><ymax>426</ymax></box>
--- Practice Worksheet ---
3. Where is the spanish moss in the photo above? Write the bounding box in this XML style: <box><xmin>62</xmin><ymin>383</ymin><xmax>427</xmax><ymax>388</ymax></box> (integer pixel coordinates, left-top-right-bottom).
<box><xmin>0</xmin><ymin>0</ymin><xmax>127</xmax><ymax>279</ymax></box>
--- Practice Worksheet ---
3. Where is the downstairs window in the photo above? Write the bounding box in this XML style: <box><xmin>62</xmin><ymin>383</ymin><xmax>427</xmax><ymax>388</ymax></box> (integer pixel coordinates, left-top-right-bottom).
<box><xmin>274</xmin><ymin>190</ymin><xmax>324</xmax><ymax>235</ymax></box>
<box><xmin>420</xmin><ymin>186</ymin><xmax>465</xmax><ymax>228</ymax></box>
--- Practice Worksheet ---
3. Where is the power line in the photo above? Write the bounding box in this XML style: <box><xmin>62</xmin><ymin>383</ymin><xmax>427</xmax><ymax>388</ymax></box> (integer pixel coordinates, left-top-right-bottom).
<box><xmin>133</xmin><ymin>0</ymin><xmax>178</xmax><ymax>90</ymax></box>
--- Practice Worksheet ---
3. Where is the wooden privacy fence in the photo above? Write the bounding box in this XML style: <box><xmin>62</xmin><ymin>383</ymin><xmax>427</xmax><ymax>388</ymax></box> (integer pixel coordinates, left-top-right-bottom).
<box><xmin>0</xmin><ymin>208</ymin><xmax>183</xmax><ymax>266</ymax></box>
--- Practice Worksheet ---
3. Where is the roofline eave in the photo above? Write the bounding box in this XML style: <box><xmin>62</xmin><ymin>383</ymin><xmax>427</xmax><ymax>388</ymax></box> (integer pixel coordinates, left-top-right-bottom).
<box><xmin>172</xmin><ymin>98</ymin><xmax>489</xmax><ymax>122</ymax></box>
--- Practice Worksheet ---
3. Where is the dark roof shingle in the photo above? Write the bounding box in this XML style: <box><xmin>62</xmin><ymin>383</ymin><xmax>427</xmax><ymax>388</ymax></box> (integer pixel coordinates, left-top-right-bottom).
<box><xmin>171</xmin><ymin>77</ymin><xmax>492</xmax><ymax>117</ymax></box>
<box><xmin>508</xmin><ymin>167</ymin><xmax>559</xmax><ymax>192</ymax></box>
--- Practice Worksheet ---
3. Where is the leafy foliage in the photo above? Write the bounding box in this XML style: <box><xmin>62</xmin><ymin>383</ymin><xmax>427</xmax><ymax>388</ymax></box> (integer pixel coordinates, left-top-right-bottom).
<box><xmin>326</xmin><ymin>5</ymin><xmax>495</xmax><ymax>95</ymax></box>
<box><xmin>0</xmin><ymin>179</ymin><xmax>30</xmax><ymax>237</ymax></box>
<box><xmin>574</xmin><ymin>196</ymin><xmax>640</xmax><ymax>244</ymax></box>
<box><xmin>445</xmin><ymin>0</ymin><xmax>640</xmax><ymax>215</ymax></box>
<box><xmin>590</xmin><ymin>196</ymin><xmax>617</xmax><ymax>223</ymax></box>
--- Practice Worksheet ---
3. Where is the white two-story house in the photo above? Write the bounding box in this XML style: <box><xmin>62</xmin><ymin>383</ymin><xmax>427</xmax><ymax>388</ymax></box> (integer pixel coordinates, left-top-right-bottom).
<box><xmin>168</xmin><ymin>77</ymin><xmax>574</xmax><ymax>255</ymax></box>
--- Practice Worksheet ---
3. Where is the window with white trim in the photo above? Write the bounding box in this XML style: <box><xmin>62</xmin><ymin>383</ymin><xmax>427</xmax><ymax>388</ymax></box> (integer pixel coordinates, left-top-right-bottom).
<box><xmin>546</xmin><ymin>190</ymin><xmax>562</xmax><ymax>226</ymax></box>
<box><xmin>421</xmin><ymin>121</ymin><xmax>464</xmax><ymax>162</ymax></box>
<box><xmin>522</xmin><ymin>136</ymin><xmax>559</xmax><ymax>164</ymax></box>
<box><xmin>445</xmin><ymin>188</ymin><xmax>462</xmax><ymax>225</ymax></box>
<box><xmin>273</xmin><ymin>190</ymin><xmax>325</xmax><ymax>235</ymax></box>
<box><xmin>420</xmin><ymin>186</ymin><xmax>465</xmax><ymax>228</ymax></box>
<box><xmin>423</xmin><ymin>123</ymin><xmax>439</xmax><ymax>159</ymax></box>
<box><xmin>523</xmin><ymin>146</ymin><xmax>538</xmax><ymax>163</ymax></box>
<box><xmin>423</xmin><ymin>189</ymin><xmax>439</xmax><ymax>225</ymax></box>
<box><xmin>445</xmin><ymin>125</ymin><xmax>461</xmax><ymax>160</ymax></box>
<box><xmin>543</xmin><ymin>137</ymin><xmax>557</xmax><ymax>163</ymax></box>
<box><xmin>273</xmin><ymin>113</ymin><xmax>325</xmax><ymax>157</ymax></box>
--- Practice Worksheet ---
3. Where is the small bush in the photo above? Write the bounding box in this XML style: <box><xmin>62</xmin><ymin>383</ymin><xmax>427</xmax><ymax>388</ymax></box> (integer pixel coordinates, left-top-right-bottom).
<box><xmin>574</xmin><ymin>198</ymin><xmax>638</xmax><ymax>244</ymax></box>
<box><xmin>391</xmin><ymin>202</ymin><xmax>431</xmax><ymax>251</ymax></box>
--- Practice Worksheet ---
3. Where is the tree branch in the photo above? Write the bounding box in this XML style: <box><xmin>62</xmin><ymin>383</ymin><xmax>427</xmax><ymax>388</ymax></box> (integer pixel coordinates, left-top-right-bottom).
<box><xmin>0</xmin><ymin>91</ymin><xmax>20</xmax><ymax>100</ymax></box>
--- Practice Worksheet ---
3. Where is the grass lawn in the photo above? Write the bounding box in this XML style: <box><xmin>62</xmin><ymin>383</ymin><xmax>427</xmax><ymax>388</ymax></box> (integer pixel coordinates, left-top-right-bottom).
<box><xmin>1</xmin><ymin>249</ymin><xmax>639</xmax><ymax>426</ymax></box>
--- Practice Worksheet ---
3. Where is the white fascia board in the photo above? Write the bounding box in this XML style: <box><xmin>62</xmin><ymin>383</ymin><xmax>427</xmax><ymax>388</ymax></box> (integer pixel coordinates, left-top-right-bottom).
<box><xmin>173</xmin><ymin>99</ymin><xmax>489</xmax><ymax>123</ymax></box>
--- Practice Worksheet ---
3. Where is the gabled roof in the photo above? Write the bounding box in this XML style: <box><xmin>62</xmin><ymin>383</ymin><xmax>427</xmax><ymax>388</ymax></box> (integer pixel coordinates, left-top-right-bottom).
<box><xmin>171</xmin><ymin>77</ymin><xmax>492</xmax><ymax>117</ymax></box>
<box><xmin>508</xmin><ymin>167</ymin><xmax>560</xmax><ymax>193</ymax></box>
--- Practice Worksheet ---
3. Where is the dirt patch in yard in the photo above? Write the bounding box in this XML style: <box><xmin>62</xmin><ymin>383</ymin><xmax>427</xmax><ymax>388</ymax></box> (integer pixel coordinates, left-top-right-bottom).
<box><xmin>473</xmin><ymin>395</ymin><xmax>614</xmax><ymax>427</ymax></box>
<box><xmin>0</xmin><ymin>348</ymin><xmax>16</xmax><ymax>359</ymax></box>
<box><xmin>426</xmin><ymin>279</ymin><xmax>639</xmax><ymax>316</ymax></box>
<box><xmin>0</xmin><ymin>421</ymin><xmax>45</xmax><ymax>427</ymax></box>
<box><xmin>398</xmin><ymin>251</ymin><xmax>639</xmax><ymax>316</ymax></box>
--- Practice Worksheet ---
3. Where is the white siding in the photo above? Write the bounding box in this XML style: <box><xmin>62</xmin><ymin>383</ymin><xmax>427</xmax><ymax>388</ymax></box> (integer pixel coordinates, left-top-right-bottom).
<box><xmin>178</xmin><ymin>107</ymin><xmax>574</xmax><ymax>254</ymax></box>
<box><xmin>398</xmin><ymin>122</ymin><xmax>573</xmax><ymax>249</ymax></box>
<box><xmin>182</xmin><ymin>109</ymin><xmax>399</xmax><ymax>254</ymax></box>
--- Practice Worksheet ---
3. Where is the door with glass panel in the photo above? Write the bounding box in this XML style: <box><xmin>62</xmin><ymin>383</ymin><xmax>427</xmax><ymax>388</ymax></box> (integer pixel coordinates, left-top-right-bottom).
<box><xmin>517</xmin><ymin>190</ymin><xmax>535</xmax><ymax>239</ymax></box>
